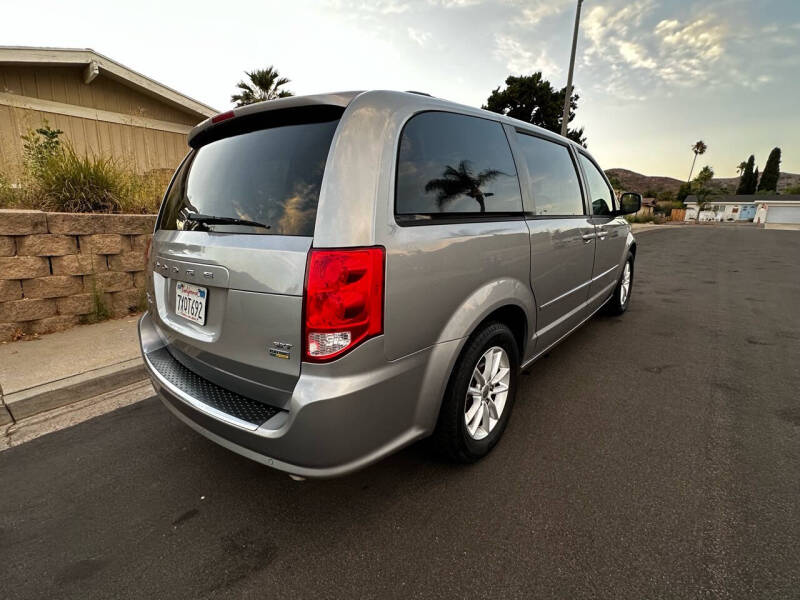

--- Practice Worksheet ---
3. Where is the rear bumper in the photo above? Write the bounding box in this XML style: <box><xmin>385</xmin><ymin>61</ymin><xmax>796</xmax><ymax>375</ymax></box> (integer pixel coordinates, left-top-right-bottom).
<box><xmin>139</xmin><ymin>312</ymin><xmax>459</xmax><ymax>478</ymax></box>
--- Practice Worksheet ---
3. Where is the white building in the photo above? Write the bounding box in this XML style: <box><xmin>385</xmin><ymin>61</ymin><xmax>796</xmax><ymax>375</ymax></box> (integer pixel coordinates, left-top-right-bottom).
<box><xmin>684</xmin><ymin>196</ymin><xmax>757</xmax><ymax>222</ymax></box>
<box><xmin>753</xmin><ymin>198</ymin><xmax>800</xmax><ymax>230</ymax></box>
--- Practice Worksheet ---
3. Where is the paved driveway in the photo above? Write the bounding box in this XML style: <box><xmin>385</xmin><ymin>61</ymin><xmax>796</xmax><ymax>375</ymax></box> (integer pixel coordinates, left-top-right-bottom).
<box><xmin>1</xmin><ymin>226</ymin><xmax>799</xmax><ymax>599</ymax></box>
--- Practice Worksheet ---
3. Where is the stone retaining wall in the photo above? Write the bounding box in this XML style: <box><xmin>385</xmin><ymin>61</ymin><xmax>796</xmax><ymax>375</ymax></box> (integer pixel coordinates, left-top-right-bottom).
<box><xmin>0</xmin><ymin>210</ymin><xmax>155</xmax><ymax>342</ymax></box>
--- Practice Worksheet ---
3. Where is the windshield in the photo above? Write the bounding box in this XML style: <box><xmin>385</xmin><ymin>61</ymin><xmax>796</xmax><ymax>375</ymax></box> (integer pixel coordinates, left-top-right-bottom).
<box><xmin>158</xmin><ymin>117</ymin><xmax>340</xmax><ymax>236</ymax></box>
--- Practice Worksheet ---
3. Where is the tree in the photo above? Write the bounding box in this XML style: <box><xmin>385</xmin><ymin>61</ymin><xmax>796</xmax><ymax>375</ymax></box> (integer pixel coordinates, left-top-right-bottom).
<box><xmin>736</xmin><ymin>155</ymin><xmax>757</xmax><ymax>195</ymax></box>
<box><xmin>688</xmin><ymin>140</ymin><xmax>707</xmax><ymax>181</ymax></box>
<box><xmin>758</xmin><ymin>147</ymin><xmax>781</xmax><ymax>192</ymax></box>
<box><xmin>231</xmin><ymin>67</ymin><xmax>293</xmax><ymax>106</ymax></box>
<box><xmin>690</xmin><ymin>165</ymin><xmax>715</xmax><ymax>220</ymax></box>
<box><xmin>677</xmin><ymin>181</ymin><xmax>692</xmax><ymax>204</ymax></box>
<box><xmin>606</xmin><ymin>171</ymin><xmax>622</xmax><ymax>192</ymax></box>
<box><xmin>484</xmin><ymin>73</ymin><xmax>586</xmax><ymax>146</ymax></box>
<box><xmin>736</xmin><ymin>161</ymin><xmax>747</xmax><ymax>175</ymax></box>
<box><xmin>424</xmin><ymin>160</ymin><xmax>503</xmax><ymax>213</ymax></box>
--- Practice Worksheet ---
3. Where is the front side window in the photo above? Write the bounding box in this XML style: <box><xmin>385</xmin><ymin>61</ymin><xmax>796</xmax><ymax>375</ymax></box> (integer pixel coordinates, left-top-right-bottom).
<box><xmin>516</xmin><ymin>133</ymin><xmax>584</xmax><ymax>216</ymax></box>
<box><xmin>396</xmin><ymin>112</ymin><xmax>522</xmax><ymax>217</ymax></box>
<box><xmin>159</xmin><ymin>118</ymin><xmax>340</xmax><ymax>236</ymax></box>
<box><xmin>578</xmin><ymin>154</ymin><xmax>615</xmax><ymax>216</ymax></box>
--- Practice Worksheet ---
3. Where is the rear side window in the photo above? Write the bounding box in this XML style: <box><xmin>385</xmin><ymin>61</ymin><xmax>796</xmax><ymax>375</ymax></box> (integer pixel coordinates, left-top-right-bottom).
<box><xmin>395</xmin><ymin>112</ymin><xmax>522</xmax><ymax>218</ymax></box>
<box><xmin>158</xmin><ymin>118</ymin><xmax>340</xmax><ymax>236</ymax></box>
<box><xmin>516</xmin><ymin>133</ymin><xmax>584</xmax><ymax>217</ymax></box>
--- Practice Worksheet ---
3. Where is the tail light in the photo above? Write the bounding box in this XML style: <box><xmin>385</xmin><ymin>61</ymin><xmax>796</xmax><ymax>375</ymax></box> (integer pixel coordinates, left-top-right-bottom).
<box><xmin>211</xmin><ymin>110</ymin><xmax>235</xmax><ymax>123</ymax></box>
<box><xmin>303</xmin><ymin>247</ymin><xmax>385</xmax><ymax>362</ymax></box>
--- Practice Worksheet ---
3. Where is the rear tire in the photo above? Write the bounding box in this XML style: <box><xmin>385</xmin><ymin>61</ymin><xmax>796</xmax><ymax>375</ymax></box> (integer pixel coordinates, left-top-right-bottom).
<box><xmin>605</xmin><ymin>253</ymin><xmax>634</xmax><ymax>315</ymax></box>
<box><xmin>432</xmin><ymin>322</ymin><xmax>519</xmax><ymax>463</ymax></box>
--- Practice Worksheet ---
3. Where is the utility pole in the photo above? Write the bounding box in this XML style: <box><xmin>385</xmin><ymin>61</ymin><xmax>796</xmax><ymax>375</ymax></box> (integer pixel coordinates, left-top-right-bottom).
<box><xmin>560</xmin><ymin>0</ymin><xmax>583</xmax><ymax>137</ymax></box>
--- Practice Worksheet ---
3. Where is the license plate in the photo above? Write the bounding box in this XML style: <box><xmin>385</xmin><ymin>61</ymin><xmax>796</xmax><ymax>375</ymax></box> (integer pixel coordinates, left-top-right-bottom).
<box><xmin>175</xmin><ymin>282</ymin><xmax>207</xmax><ymax>325</ymax></box>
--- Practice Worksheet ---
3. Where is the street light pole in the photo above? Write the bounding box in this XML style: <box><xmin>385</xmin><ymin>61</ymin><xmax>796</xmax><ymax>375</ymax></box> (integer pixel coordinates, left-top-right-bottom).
<box><xmin>560</xmin><ymin>0</ymin><xmax>584</xmax><ymax>138</ymax></box>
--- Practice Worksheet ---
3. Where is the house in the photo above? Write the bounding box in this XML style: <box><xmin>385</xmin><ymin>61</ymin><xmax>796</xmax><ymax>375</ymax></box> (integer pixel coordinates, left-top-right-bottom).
<box><xmin>684</xmin><ymin>195</ymin><xmax>758</xmax><ymax>222</ymax></box>
<box><xmin>0</xmin><ymin>46</ymin><xmax>217</xmax><ymax>175</ymax></box>
<box><xmin>636</xmin><ymin>197</ymin><xmax>656</xmax><ymax>217</ymax></box>
<box><xmin>753</xmin><ymin>196</ymin><xmax>800</xmax><ymax>230</ymax></box>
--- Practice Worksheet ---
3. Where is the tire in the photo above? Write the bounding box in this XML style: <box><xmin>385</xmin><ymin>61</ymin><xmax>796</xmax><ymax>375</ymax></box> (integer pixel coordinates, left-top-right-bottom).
<box><xmin>605</xmin><ymin>252</ymin><xmax>634</xmax><ymax>315</ymax></box>
<box><xmin>432</xmin><ymin>321</ymin><xmax>519</xmax><ymax>463</ymax></box>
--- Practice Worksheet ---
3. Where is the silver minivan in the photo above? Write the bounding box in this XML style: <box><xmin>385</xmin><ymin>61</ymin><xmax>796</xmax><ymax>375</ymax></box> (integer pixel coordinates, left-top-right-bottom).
<box><xmin>139</xmin><ymin>90</ymin><xmax>641</xmax><ymax>478</ymax></box>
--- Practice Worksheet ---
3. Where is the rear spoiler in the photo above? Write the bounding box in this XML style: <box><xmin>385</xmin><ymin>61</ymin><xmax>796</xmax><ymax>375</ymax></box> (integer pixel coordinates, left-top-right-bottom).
<box><xmin>188</xmin><ymin>91</ymin><xmax>361</xmax><ymax>148</ymax></box>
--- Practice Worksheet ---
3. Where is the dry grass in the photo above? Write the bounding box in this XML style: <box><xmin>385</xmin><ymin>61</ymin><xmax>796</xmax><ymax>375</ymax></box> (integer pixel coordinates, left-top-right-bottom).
<box><xmin>0</xmin><ymin>126</ymin><xmax>167</xmax><ymax>214</ymax></box>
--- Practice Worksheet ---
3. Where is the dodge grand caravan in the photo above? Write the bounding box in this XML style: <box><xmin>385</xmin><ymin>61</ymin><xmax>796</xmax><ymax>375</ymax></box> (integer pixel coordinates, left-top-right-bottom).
<box><xmin>139</xmin><ymin>90</ymin><xmax>641</xmax><ymax>478</ymax></box>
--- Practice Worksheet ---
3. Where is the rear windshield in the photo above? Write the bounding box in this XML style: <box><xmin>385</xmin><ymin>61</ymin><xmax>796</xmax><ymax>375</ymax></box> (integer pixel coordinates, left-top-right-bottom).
<box><xmin>158</xmin><ymin>118</ymin><xmax>340</xmax><ymax>236</ymax></box>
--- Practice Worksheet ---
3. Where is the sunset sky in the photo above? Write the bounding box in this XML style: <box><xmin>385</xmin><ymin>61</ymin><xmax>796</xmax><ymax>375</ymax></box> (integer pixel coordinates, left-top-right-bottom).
<box><xmin>6</xmin><ymin>0</ymin><xmax>800</xmax><ymax>179</ymax></box>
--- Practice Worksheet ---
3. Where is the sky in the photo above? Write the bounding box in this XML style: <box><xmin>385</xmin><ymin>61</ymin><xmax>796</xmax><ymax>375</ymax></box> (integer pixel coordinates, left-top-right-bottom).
<box><xmin>5</xmin><ymin>0</ymin><xmax>800</xmax><ymax>179</ymax></box>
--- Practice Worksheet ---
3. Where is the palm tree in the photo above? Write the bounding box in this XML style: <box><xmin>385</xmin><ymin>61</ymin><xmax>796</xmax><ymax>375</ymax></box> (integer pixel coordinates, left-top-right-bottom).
<box><xmin>424</xmin><ymin>161</ymin><xmax>504</xmax><ymax>213</ymax></box>
<box><xmin>688</xmin><ymin>140</ymin><xmax>707</xmax><ymax>182</ymax></box>
<box><xmin>231</xmin><ymin>67</ymin><xmax>293</xmax><ymax>106</ymax></box>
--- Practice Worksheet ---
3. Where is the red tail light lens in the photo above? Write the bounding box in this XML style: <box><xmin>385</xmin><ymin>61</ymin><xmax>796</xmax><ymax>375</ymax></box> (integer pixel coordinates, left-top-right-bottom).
<box><xmin>303</xmin><ymin>247</ymin><xmax>385</xmax><ymax>362</ymax></box>
<box><xmin>211</xmin><ymin>110</ymin><xmax>235</xmax><ymax>123</ymax></box>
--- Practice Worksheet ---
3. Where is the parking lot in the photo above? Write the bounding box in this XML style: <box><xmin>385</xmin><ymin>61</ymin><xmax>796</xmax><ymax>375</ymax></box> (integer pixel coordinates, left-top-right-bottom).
<box><xmin>1</xmin><ymin>225</ymin><xmax>799</xmax><ymax>599</ymax></box>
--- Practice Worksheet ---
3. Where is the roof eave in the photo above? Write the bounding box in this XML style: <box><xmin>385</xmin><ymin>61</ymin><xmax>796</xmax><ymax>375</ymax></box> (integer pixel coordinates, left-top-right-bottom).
<box><xmin>0</xmin><ymin>46</ymin><xmax>217</xmax><ymax>118</ymax></box>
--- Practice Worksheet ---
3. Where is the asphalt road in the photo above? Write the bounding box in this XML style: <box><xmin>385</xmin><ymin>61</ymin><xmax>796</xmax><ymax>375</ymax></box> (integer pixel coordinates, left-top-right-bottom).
<box><xmin>2</xmin><ymin>225</ymin><xmax>799</xmax><ymax>599</ymax></box>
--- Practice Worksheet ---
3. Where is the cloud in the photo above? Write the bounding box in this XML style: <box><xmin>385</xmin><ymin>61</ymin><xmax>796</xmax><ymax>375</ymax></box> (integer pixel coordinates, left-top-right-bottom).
<box><xmin>516</xmin><ymin>0</ymin><xmax>573</xmax><ymax>25</ymax></box>
<box><xmin>407</xmin><ymin>27</ymin><xmax>431</xmax><ymax>46</ymax></box>
<box><xmin>494</xmin><ymin>34</ymin><xmax>560</xmax><ymax>77</ymax></box>
<box><xmin>324</xmin><ymin>0</ymin><xmax>410</xmax><ymax>14</ymax></box>
<box><xmin>618</xmin><ymin>41</ymin><xmax>657</xmax><ymax>70</ymax></box>
<box><xmin>580</xmin><ymin>1</ymin><xmax>745</xmax><ymax>97</ymax></box>
<box><xmin>428</xmin><ymin>0</ymin><xmax>482</xmax><ymax>6</ymax></box>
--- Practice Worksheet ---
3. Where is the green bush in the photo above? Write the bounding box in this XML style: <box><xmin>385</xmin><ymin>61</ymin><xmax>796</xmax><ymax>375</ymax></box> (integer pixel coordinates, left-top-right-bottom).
<box><xmin>0</xmin><ymin>125</ymin><xmax>165</xmax><ymax>214</ymax></box>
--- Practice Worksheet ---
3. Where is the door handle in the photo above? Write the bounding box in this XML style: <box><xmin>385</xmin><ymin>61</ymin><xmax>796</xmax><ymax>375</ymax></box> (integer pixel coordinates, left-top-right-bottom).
<box><xmin>581</xmin><ymin>232</ymin><xmax>596</xmax><ymax>242</ymax></box>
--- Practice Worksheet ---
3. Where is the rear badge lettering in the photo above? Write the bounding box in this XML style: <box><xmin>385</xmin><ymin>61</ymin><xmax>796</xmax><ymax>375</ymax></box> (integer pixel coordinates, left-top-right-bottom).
<box><xmin>270</xmin><ymin>341</ymin><xmax>292</xmax><ymax>360</ymax></box>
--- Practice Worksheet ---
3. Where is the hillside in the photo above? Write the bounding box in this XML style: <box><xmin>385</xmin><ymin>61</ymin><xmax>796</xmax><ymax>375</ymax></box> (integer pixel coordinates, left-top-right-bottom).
<box><xmin>606</xmin><ymin>168</ymin><xmax>800</xmax><ymax>196</ymax></box>
<box><xmin>605</xmin><ymin>169</ymin><xmax>682</xmax><ymax>195</ymax></box>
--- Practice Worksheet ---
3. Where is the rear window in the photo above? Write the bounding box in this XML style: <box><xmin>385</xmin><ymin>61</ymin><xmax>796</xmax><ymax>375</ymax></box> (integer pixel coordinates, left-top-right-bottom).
<box><xmin>395</xmin><ymin>111</ymin><xmax>522</xmax><ymax>219</ymax></box>
<box><xmin>158</xmin><ymin>118</ymin><xmax>340</xmax><ymax>236</ymax></box>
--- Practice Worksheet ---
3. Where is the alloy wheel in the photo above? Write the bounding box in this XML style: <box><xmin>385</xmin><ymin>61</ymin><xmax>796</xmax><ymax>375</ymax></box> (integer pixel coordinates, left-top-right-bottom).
<box><xmin>464</xmin><ymin>346</ymin><xmax>510</xmax><ymax>441</ymax></box>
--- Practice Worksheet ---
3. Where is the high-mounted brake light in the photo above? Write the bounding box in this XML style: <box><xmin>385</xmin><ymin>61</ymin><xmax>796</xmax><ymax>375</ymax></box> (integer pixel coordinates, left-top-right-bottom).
<box><xmin>211</xmin><ymin>110</ymin><xmax>235</xmax><ymax>124</ymax></box>
<box><xmin>303</xmin><ymin>247</ymin><xmax>385</xmax><ymax>362</ymax></box>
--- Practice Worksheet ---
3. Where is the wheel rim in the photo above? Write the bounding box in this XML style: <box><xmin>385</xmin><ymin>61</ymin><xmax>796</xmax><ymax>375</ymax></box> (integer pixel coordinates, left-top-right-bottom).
<box><xmin>620</xmin><ymin>261</ymin><xmax>632</xmax><ymax>305</ymax></box>
<box><xmin>464</xmin><ymin>346</ymin><xmax>510</xmax><ymax>441</ymax></box>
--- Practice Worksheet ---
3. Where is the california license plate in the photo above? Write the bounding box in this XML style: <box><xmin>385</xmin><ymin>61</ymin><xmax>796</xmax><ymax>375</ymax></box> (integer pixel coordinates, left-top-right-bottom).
<box><xmin>175</xmin><ymin>282</ymin><xmax>207</xmax><ymax>325</ymax></box>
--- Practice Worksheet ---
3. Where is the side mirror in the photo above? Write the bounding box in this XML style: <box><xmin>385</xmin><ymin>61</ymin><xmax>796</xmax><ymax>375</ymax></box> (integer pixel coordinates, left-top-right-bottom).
<box><xmin>618</xmin><ymin>192</ymin><xmax>642</xmax><ymax>216</ymax></box>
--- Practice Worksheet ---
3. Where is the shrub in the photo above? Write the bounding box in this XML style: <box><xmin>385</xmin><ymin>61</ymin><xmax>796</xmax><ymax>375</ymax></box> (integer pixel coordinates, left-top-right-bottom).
<box><xmin>625</xmin><ymin>213</ymin><xmax>654</xmax><ymax>224</ymax></box>
<box><xmin>0</xmin><ymin>125</ymin><xmax>164</xmax><ymax>214</ymax></box>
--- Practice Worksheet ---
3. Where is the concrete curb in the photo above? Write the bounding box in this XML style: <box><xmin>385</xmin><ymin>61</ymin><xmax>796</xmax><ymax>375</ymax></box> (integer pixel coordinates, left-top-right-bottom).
<box><xmin>2</xmin><ymin>357</ymin><xmax>147</xmax><ymax>422</ymax></box>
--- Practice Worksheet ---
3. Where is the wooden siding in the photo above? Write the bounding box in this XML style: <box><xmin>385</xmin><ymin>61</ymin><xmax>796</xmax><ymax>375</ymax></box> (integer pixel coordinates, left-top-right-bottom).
<box><xmin>0</xmin><ymin>65</ymin><xmax>198</xmax><ymax>174</ymax></box>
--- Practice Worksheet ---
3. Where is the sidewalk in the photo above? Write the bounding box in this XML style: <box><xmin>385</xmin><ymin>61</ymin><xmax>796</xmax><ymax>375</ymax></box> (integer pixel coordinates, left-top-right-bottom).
<box><xmin>0</xmin><ymin>316</ymin><xmax>148</xmax><ymax>428</ymax></box>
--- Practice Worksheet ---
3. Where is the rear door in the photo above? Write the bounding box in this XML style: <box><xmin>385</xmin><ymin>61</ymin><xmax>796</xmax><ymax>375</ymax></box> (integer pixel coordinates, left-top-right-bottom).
<box><xmin>512</xmin><ymin>130</ymin><xmax>596</xmax><ymax>353</ymax></box>
<box><xmin>577</xmin><ymin>152</ymin><xmax>628</xmax><ymax>308</ymax></box>
<box><xmin>148</xmin><ymin>110</ymin><xmax>342</xmax><ymax>408</ymax></box>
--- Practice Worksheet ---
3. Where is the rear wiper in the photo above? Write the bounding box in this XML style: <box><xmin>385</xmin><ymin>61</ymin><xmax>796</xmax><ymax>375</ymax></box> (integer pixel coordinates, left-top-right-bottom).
<box><xmin>185</xmin><ymin>213</ymin><xmax>271</xmax><ymax>230</ymax></box>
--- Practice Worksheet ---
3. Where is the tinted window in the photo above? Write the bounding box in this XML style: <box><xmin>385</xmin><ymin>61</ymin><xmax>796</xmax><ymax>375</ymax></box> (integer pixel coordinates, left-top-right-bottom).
<box><xmin>579</xmin><ymin>154</ymin><xmax>615</xmax><ymax>216</ymax></box>
<box><xmin>159</xmin><ymin>118</ymin><xmax>340</xmax><ymax>236</ymax></box>
<box><xmin>516</xmin><ymin>133</ymin><xmax>584</xmax><ymax>216</ymax></box>
<box><xmin>396</xmin><ymin>112</ymin><xmax>522</xmax><ymax>216</ymax></box>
